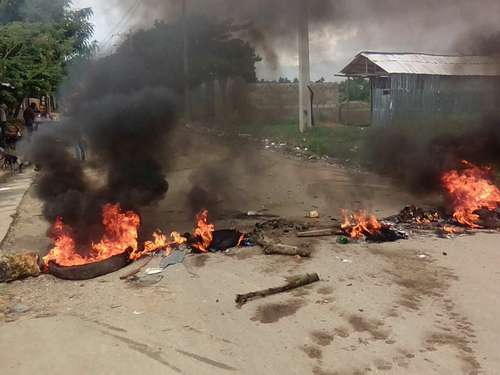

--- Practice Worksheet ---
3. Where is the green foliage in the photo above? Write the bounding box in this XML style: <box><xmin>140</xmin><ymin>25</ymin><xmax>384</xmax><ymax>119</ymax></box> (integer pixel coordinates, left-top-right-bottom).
<box><xmin>0</xmin><ymin>0</ymin><xmax>95</xmax><ymax>111</ymax></box>
<box><xmin>339</xmin><ymin>78</ymin><xmax>370</xmax><ymax>103</ymax></box>
<box><xmin>239</xmin><ymin>121</ymin><xmax>368</xmax><ymax>163</ymax></box>
<box><xmin>0</xmin><ymin>22</ymin><xmax>68</xmax><ymax>103</ymax></box>
<box><xmin>114</xmin><ymin>16</ymin><xmax>261</xmax><ymax>92</ymax></box>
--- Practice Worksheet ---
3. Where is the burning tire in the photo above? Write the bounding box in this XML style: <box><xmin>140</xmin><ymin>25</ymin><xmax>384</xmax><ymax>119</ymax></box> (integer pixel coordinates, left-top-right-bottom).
<box><xmin>47</xmin><ymin>252</ymin><xmax>130</xmax><ymax>281</ymax></box>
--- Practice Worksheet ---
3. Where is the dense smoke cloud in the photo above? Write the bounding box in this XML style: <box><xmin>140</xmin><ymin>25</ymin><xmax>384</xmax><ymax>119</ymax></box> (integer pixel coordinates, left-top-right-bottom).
<box><xmin>32</xmin><ymin>80</ymin><xmax>175</xmax><ymax>244</ymax></box>
<box><xmin>108</xmin><ymin>0</ymin><xmax>500</xmax><ymax>75</ymax></box>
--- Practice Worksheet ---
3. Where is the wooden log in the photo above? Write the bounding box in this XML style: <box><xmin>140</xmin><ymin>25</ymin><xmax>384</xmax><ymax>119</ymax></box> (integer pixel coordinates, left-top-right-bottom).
<box><xmin>297</xmin><ymin>228</ymin><xmax>343</xmax><ymax>238</ymax></box>
<box><xmin>263</xmin><ymin>243</ymin><xmax>311</xmax><ymax>257</ymax></box>
<box><xmin>0</xmin><ymin>253</ymin><xmax>41</xmax><ymax>283</ymax></box>
<box><xmin>235</xmin><ymin>273</ymin><xmax>320</xmax><ymax>306</ymax></box>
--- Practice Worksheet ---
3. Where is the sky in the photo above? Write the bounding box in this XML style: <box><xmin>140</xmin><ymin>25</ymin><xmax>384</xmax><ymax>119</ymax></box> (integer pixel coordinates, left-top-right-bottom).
<box><xmin>72</xmin><ymin>0</ymin><xmax>347</xmax><ymax>81</ymax></box>
<box><xmin>72</xmin><ymin>0</ymin><xmax>500</xmax><ymax>82</ymax></box>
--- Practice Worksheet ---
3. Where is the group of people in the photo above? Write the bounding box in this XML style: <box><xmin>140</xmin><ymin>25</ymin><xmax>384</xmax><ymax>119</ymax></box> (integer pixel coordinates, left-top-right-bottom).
<box><xmin>0</xmin><ymin>102</ymin><xmax>38</xmax><ymax>148</ymax></box>
<box><xmin>0</xmin><ymin>102</ymin><xmax>39</xmax><ymax>170</ymax></box>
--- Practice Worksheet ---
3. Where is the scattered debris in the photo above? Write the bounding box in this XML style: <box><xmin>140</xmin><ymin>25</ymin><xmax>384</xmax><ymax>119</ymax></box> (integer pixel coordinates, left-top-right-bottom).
<box><xmin>306</xmin><ymin>210</ymin><xmax>320</xmax><ymax>219</ymax></box>
<box><xmin>10</xmin><ymin>303</ymin><xmax>30</xmax><ymax>314</ymax></box>
<box><xmin>145</xmin><ymin>268</ymin><xmax>164</xmax><ymax>275</ymax></box>
<box><xmin>0</xmin><ymin>253</ymin><xmax>41</xmax><ymax>283</ymax></box>
<box><xmin>257</xmin><ymin>236</ymin><xmax>311</xmax><ymax>257</ymax></box>
<box><xmin>335</xmin><ymin>256</ymin><xmax>353</xmax><ymax>263</ymax></box>
<box><xmin>159</xmin><ymin>250</ymin><xmax>186</xmax><ymax>269</ymax></box>
<box><xmin>297</xmin><ymin>228</ymin><xmax>342</xmax><ymax>238</ymax></box>
<box><xmin>235</xmin><ymin>273</ymin><xmax>320</xmax><ymax>307</ymax></box>
<box><xmin>341</xmin><ymin>210</ymin><xmax>408</xmax><ymax>242</ymax></box>
<box><xmin>389</xmin><ymin>205</ymin><xmax>441</xmax><ymax>225</ymax></box>
<box><xmin>337</xmin><ymin>236</ymin><xmax>350</xmax><ymax>245</ymax></box>
<box><xmin>120</xmin><ymin>256</ymin><xmax>154</xmax><ymax>280</ymax></box>
<box><xmin>127</xmin><ymin>275</ymin><xmax>164</xmax><ymax>288</ymax></box>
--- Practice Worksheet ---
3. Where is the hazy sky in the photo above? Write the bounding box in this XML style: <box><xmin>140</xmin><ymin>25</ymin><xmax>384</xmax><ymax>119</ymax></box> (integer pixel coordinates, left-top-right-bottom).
<box><xmin>72</xmin><ymin>0</ymin><xmax>500</xmax><ymax>81</ymax></box>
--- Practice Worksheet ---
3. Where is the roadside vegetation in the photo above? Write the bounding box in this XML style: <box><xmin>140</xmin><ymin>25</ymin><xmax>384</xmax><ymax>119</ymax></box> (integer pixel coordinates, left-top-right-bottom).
<box><xmin>239</xmin><ymin>121</ymin><xmax>369</xmax><ymax>164</ymax></box>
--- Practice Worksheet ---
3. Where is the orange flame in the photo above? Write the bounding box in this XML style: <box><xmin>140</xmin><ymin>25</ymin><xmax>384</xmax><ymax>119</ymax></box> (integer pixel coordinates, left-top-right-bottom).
<box><xmin>191</xmin><ymin>209</ymin><xmax>215</xmax><ymax>253</ymax></box>
<box><xmin>442</xmin><ymin>161</ymin><xmax>500</xmax><ymax>228</ymax></box>
<box><xmin>341</xmin><ymin>210</ymin><xmax>383</xmax><ymax>239</ymax></box>
<box><xmin>130</xmin><ymin>231</ymin><xmax>188</xmax><ymax>260</ymax></box>
<box><xmin>44</xmin><ymin>205</ymin><xmax>215</xmax><ymax>269</ymax></box>
<box><xmin>43</xmin><ymin>203</ymin><xmax>140</xmax><ymax>267</ymax></box>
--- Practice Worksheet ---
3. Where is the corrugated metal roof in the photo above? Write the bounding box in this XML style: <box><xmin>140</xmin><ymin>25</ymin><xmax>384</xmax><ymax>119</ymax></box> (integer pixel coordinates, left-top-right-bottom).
<box><xmin>344</xmin><ymin>52</ymin><xmax>500</xmax><ymax>76</ymax></box>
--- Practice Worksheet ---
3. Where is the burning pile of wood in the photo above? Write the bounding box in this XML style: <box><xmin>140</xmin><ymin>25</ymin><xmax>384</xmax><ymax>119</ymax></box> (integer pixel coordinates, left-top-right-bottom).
<box><xmin>340</xmin><ymin>210</ymin><xmax>408</xmax><ymax>242</ymax></box>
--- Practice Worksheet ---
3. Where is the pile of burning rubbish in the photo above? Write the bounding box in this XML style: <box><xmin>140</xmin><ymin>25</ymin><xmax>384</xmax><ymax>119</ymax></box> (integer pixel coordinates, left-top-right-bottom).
<box><xmin>40</xmin><ymin>208</ymin><xmax>248</xmax><ymax>280</ymax></box>
<box><xmin>2</xmin><ymin>160</ymin><xmax>500</xmax><ymax>284</ymax></box>
<box><xmin>341</xmin><ymin>160</ymin><xmax>500</xmax><ymax>240</ymax></box>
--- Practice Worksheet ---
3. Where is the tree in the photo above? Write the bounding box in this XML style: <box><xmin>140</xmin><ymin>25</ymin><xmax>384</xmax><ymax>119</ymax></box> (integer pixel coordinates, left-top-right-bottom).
<box><xmin>339</xmin><ymin>78</ymin><xmax>370</xmax><ymax>103</ymax></box>
<box><xmin>0</xmin><ymin>0</ymin><xmax>95</xmax><ymax>112</ymax></box>
<box><xmin>86</xmin><ymin>16</ymin><xmax>261</xmax><ymax>97</ymax></box>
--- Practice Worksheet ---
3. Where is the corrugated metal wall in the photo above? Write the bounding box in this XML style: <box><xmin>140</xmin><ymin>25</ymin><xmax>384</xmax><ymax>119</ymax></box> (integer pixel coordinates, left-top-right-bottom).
<box><xmin>371</xmin><ymin>74</ymin><xmax>500</xmax><ymax>127</ymax></box>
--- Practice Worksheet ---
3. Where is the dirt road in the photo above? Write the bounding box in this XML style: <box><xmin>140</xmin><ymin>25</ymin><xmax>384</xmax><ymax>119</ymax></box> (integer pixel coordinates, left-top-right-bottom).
<box><xmin>0</xmin><ymin>138</ymin><xmax>498</xmax><ymax>374</ymax></box>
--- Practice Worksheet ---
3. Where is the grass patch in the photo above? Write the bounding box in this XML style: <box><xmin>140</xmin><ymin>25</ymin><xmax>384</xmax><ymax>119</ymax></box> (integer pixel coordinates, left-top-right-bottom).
<box><xmin>239</xmin><ymin>121</ymin><xmax>369</xmax><ymax>163</ymax></box>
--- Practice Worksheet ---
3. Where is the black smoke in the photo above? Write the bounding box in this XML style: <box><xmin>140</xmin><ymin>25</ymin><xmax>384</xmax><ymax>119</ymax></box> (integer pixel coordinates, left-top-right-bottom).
<box><xmin>363</xmin><ymin>30</ymin><xmax>500</xmax><ymax>195</ymax></box>
<box><xmin>31</xmin><ymin>78</ymin><xmax>175</xmax><ymax>244</ymax></box>
<box><xmin>108</xmin><ymin>0</ymin><xmax>500</xmax><ymax>73</ymax></box>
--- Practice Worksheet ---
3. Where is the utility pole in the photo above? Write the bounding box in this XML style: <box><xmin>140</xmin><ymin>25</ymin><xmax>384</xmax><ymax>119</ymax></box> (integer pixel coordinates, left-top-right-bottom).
<box><xmin>182</xmin><ymin>0</ymin><xmax>191</xmax><ymax>124</ymax></box>
<box><xmin>298</xmin><ymin>0</ymin><xmax>313</xmax><ymax>133</ymax></box>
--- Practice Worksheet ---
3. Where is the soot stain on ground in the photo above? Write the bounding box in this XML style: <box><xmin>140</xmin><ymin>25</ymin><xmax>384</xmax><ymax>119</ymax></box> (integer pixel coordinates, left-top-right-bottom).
<box><xmin>301</xmin><ymin>345</ymin><xmax>323</xmax><ymax>359</ymax></box>
<box><xmin>312</xmin><ymin>367</ymin><xmax>337</xmax><ymax>375</ymax></box>
<box><xmin>370</xmin><ymin>247</ymin><xmax>481</xmax><ymax>372</ymax></box>
<box><xmin>311</xmin><ymin>331</ymin><xmax>334</xmax><ymax>346</ymax></box>
<box><xmin>374</xmin><ymin>359</ymin><xmax>393</xmax><ymax>371</ymax></box>
<box><xmin>369</xmin><ymin>247</ymin><xmax>457</xmax><ymax>312</ymax></box>
<box><xmin>334</xmin><ymin>326</ymin><xmax>351</xmax><ymax>338</ymax></box>
<box><xmin>190</xmin><ymin>254</ymin><xmax>209</xmax><ymax>268</ymax></box>
<box><xmin>425</xmin><ymin>332</ymin><xmax>481</xmax><ymax>374</ymax></box>
<box><xmin>348</xmin><ymin>315</ymin><xmax>389</xmax><ymax>340</ymax></box>
<box><xmin>233</xmin><ymin>248</ymin><xmax>260</xmax><ymax>260</ymax></box>
<box><xmin>292</xmin><ymin>288</ymin><xmax>311</xmax><ymax>297</ymax></box>
<box><xmin>317</xmin><ymin>286</ymin><xmax>334</xmax><ymax>295</ymax></box>
<box><xmin>251</xmin><ymin>299</ymin><xmax>305</xmax><ymax>324</ymax></box>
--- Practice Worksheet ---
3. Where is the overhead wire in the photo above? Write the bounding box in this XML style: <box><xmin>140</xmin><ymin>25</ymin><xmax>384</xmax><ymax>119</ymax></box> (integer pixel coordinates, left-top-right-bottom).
<box><xmin>100</xmin><ymin>0</ymin><xmax>141</xmax><ymax>51</ymax></box>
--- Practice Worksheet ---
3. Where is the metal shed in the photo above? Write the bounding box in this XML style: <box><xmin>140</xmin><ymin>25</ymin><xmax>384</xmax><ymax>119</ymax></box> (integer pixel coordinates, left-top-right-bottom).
<box><xmin>340</xmin><ymin>52</ymin><xmax>500</xmax><ymax>127</ymax></box>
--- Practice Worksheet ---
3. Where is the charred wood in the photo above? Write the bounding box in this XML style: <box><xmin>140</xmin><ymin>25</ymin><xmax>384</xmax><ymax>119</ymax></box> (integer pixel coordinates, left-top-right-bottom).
<box><xmin>235</xmin><ymin>273</ymin><xmax>320</xmax><ymax>306</ymax></box>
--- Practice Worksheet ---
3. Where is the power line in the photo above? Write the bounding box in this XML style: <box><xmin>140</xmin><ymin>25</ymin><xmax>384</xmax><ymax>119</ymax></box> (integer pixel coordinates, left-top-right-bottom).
<box><xmin>100</xmin><ymin>0</ymin><xmax>141</xmax><ymax>51</ymax></box>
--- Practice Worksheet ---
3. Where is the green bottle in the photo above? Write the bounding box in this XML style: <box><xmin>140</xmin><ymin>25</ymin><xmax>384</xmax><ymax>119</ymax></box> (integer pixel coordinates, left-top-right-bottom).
<box><xmin>337</xmin><ymin>236</ymin><xmax>349</xmax><ymax>245</ymax></box>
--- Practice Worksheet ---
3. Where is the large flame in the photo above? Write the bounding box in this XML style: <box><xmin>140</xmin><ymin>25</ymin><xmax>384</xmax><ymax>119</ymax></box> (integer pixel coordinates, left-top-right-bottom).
<box><xmin>43</xmin><ymin>204</ymin><xmax>219</xmax><ymax>267</ymax></box>
<box><xmin>341</xmin><ymin>210</ymin><xmax>383</xmax><ymax>239</ymax></box>
<box><xmin>43</xmin><ymin>206</ymin><xmax>214</xmax><ymax>268</ymax></box>
<box><xmin>43</xmin><ymin>203</ymin><xmax>140</xmax><ymax>267</ymax></box>
<box><xmin>191</xmin><ymin>209</ymin><xmax>215</xmax><ymax>253</ymax></box>
<box><xmin>442</xmin><ymin>160</ymin><xmax>500</xmax><ymax>228</ymax></box>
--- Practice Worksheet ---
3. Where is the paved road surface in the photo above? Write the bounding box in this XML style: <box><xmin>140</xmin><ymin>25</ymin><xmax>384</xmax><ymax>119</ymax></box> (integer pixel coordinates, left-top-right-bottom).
<box><xmin>0</xmin><ymin>136</ymin><xmax>498</xmax><ymax>374</ymax></box>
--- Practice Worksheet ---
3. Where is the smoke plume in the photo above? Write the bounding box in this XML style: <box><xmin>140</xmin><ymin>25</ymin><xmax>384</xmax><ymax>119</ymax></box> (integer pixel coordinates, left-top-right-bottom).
<box><xmin>31</xmin><ymin>72</ymin><xmax>175</xmax><ymax>244</ymax></box>
<box><xmin>363</xmin><ymin>31</ymin><xmax>500</xmax><ymax>195</ymax></box>
<box><xmin>107</xmin><ymin>0</ymin><xmax>500</xmax><ymax>74</ymax></box>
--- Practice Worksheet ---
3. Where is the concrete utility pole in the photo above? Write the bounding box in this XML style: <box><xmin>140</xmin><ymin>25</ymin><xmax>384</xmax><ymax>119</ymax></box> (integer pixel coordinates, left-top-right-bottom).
<box><xmin>182</xmin><ymin>0</ymin><xmax>191</xmax><ymax>123</ymax></box>
<box><xmin>298</xmin><ymin>0</ymin><xmax>313</xmax><ymax>133</ymax></box>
